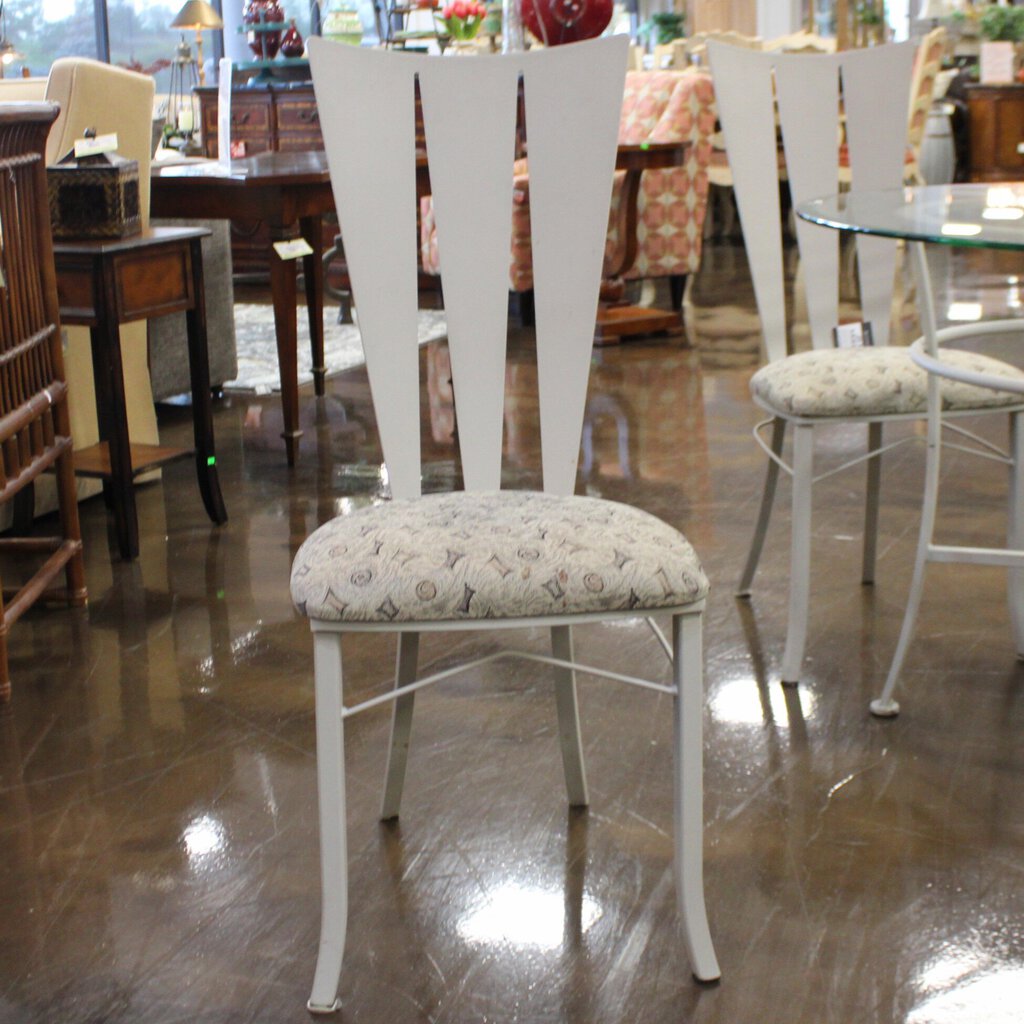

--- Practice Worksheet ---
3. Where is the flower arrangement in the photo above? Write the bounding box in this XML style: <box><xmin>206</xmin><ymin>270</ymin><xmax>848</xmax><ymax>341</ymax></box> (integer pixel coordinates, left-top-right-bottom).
<box><xmin>435</xmin><ymin>0</ymin><xmax>488</xmax><ymax>41</ymax></box>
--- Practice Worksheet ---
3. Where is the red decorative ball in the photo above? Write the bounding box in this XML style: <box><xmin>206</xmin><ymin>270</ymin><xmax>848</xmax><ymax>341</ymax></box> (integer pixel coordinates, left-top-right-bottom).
<box><xmin>520</xmin><ymin>0</ymin><xmax>613</xmax><ymax>45</ymax></box>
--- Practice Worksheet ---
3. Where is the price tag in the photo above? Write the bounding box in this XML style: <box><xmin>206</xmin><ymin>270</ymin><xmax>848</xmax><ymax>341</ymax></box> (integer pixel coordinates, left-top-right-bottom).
<box><xmin>229</xmin><ymin>139</ymin><xmax>247</xmax><ymax>159</ymax></box>
<box><xmin>74</xmin><ymin>132</ymin><xmax>118</xmax><ymax>158</ymax></box>
<box><xmin>274</xmin><ymin>238</ymin><xmax>314</xmax><ymax>260</ymax></box>
<box><xmin>833</xmin><ymin>320</ymin><xmax>874</xmax><ymax>349</ymax></box>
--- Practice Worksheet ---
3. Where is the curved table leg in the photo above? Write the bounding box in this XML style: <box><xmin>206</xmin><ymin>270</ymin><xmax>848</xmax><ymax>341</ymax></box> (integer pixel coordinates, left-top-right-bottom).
<box><xmin>269</xmin><ymin>224</ymin><xmax>303</xmax><ymax>467</ymax></box>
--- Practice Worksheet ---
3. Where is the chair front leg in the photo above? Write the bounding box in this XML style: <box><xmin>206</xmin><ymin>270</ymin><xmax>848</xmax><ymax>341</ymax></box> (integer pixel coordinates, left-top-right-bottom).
<box><xmin>551</xmin><ymin>625</ymin><xmax>589</xmax><ymax>807</ymax></box>
<box><xmin>308</xmin><ymin>629</ymin><xmax>348</xmax><ymax>1014</ymax></box>
<box><xmin>672</xmin><ymin>611</ymin><xmax>719</xmax><ymax>982</ymax></box>
<box><xmin>781</xmin><ymin>423</ymin><xmax>814</xmax><ymax>685</ymax></box>
<box><xmin>737</xmin><ymin>417</ymin><xmax>787</xmax><ymax>597</ymax></box>
<box><xmin>380</xmin><ymin>631</ymin><xmax>420</xmax><ymax>821</ymax></box>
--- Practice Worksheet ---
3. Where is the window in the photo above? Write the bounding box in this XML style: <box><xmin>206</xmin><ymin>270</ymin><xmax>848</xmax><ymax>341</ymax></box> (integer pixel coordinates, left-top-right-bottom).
<box><xmin>3</xmin><ymin>0</ymin><xmax>224</xmax><ymax>87</ymax></box>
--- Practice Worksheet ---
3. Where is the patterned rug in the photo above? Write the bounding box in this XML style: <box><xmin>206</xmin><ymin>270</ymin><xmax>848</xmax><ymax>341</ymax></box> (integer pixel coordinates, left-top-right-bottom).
<box><xmin>227</xmin><ymin>303</ymin><xmax>449</xmax><ymax>394</ymax></box>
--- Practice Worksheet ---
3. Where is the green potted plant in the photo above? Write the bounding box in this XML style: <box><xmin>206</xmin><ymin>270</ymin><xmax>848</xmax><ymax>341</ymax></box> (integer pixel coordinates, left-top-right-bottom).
<box><xmin>977</xmin><ymin>4</ymin><xmax>1024</xmax><ymax>83</ymax></box>
<box><xmin>979</xmin><ymin>3</ymin><xmax>1024</xmax><ymax>42</ymax></box>
<box><xmin>640</xmin><ymin>10</ymin><xmax>684</xmax><ymax>49</ymax></box>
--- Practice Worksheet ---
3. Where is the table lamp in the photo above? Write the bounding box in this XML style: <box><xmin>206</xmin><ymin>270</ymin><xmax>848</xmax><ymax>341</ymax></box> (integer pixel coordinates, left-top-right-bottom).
<box><xmin>171</xmin><ymin>0</ymin><xmax>224</xmax><ymax>86</ymax></box>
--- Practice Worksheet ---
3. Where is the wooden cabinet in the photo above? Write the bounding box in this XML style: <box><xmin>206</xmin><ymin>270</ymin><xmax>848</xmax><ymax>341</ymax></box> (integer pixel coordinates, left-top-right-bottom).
<box><xmin>197</xmin><ymin>84</ymin><xmax>324</xmax><ymax>274</ymax></box>
<box><xmin>966</xmin><ymin>83</ymin><xmax>1024</xmax><ymax>182</ymax></box>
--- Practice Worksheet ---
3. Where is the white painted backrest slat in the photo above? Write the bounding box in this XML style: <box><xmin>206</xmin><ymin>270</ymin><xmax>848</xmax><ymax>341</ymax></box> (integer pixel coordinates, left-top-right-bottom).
<box><xmin>773</xmin><ymin>55</ymin><xmax>841</xmax><ymax>352</ymax></box>
<box><xmin>310</xmin><ymin>38</ymin><xmax>627</xmax><ymax>499</ymax></box>
<box><xmin>418</xmin><ymin>59</ymin><xmax>521</xmax><ymax>492</ymax></box>
<box><xmin>522</xmin><ymin>38</ymin><xmax>627</xmax><ymax>495</ymax></box>
<box><xmin>309</xmin><ymin>42</ymin><xmax>422</xmax><ymax>498</ymax></box>
<box><xmin>708</xmin><ymin>41</ymin><xmax>917</xmax><ymax>361</ymax></box>
<box><xmin>841</xmin><ymin>43</ymin><xmax>916</xmax><ymax>349</ymax></box>
<box><xmin>706</xmin><ymin>45</ymin><xmax>786</xmax><ymax>363</ymax></box>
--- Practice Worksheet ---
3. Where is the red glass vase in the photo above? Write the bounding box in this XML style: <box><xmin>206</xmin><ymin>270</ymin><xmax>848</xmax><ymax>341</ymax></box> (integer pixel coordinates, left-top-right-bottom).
<box><xmin>520</xmin><ymin>0</ymin><xmax>612</xmax><ymax>46</ymax></box>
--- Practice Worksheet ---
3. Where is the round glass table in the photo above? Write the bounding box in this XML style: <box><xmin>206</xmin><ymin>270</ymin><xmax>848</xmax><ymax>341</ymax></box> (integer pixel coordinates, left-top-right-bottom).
<box><xmin>797</xmin><ymin>184</ymin><xmax>1024</xmax><ymax>717</ymax></box>
<box><xmin>798</xmin><ymin>182</ymin><xmax>1024</xmax><ymax>252</ymax></box>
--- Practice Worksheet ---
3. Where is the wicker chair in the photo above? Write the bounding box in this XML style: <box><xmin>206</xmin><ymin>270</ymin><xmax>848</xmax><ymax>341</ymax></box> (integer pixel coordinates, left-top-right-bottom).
<box><xmin>0</xmin><ymin>104</ymin><xmax>88</xmax><ymax>700</ymax></box>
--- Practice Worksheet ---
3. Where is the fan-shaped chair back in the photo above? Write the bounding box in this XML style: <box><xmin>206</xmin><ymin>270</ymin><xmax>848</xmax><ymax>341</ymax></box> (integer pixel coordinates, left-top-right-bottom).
<box><xmin>707</xmin><ymin>41</ymin><xmax>917</xmax><ymax>364</ymax></box>
<box><xmin>309</xmin><ymin>37</ymin><xmax>627</xmax><ymax>499</ymax></box>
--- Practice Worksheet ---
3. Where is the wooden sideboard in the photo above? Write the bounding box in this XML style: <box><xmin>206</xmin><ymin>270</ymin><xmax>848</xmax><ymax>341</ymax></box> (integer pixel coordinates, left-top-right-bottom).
<box><xmin>965</xmin><ymin>83</ymin><xmax>1024</xmax><ymax>182</ymax></box>
<box><xmin>197</xmin><ymin>83</ymin><xmax>325</xmax><ymax>274</ymax></box>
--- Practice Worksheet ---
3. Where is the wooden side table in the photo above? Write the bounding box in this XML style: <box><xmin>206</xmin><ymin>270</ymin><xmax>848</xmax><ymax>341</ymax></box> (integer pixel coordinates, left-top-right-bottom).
<box><xmin>53</xmin><ymin>226</ymin><xmax>228</xmax><ymax>560</ymax></box>
<box><xmin>965</xmin><ymin>83</ymin><xmax>1024</xmax><ymax>182</ymax></box>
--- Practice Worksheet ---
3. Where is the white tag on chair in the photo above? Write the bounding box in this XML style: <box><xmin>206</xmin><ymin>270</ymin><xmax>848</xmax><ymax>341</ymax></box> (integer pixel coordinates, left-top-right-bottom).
<box><xmin>833</xmin><ymin>321</ymin><xmax>874</xmax><ymax>348</ymax></box>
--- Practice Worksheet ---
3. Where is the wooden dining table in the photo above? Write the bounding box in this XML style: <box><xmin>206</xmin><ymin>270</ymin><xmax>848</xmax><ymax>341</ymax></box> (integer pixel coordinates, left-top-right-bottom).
<box><xmin>151</xmin><ymin>141</ymin><xmax>687</xmax><ymax>465</ymax></box>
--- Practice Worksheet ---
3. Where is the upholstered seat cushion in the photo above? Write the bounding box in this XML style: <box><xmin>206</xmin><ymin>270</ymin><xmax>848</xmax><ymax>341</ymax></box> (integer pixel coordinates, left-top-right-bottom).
<box><xmin>291</xmin><ymin>491</ymin><xmax>708</xmax><ymax>624</ymax></box>
<box><xmin>751</xmin><ymin>347</ymin><xmax>1024</xmax><ymax>418</ymax></box>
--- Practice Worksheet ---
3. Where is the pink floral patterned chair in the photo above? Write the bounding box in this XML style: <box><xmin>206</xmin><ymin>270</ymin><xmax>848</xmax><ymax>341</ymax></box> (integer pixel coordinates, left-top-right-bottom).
<box><xmin>420</xmin><ymin>69</ymin><xmax>717</xmax><ymax>322</ymax></box>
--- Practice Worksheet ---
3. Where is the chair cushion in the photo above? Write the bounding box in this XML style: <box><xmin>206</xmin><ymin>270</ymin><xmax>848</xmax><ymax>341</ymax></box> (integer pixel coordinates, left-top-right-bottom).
<box><xmin>291</xmin><ymin>491</ymin><xmax>708</xmax><ymax>624</ymax></box>
<box><xmin>751</xmin><ymin>346</ymin><xmax>1024</xmax><ymax>418</ymax></box>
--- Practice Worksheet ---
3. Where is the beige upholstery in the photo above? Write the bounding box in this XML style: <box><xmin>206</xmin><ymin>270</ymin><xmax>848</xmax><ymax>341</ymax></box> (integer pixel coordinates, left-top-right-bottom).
<box><xmin>44</xmin><ymin>59</ymin><xmax>161</xmax><ymax>491</ymax></box>
<box><xmin>0</xmin><ymin>77</ymin><xmax>47</xmax><ymax>101</ymax></box>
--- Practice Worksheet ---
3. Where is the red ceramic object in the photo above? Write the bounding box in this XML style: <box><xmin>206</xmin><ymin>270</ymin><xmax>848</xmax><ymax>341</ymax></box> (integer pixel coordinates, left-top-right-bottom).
<box><xmin>244</xmin><ymin>0</ymin><xmax>284</xmax><ymax>59</ymax></box>
<box><xmin>263</xmin><ymin>0</ymin><xmax>284</xmax><ymax>58</ymax></box>
<box><xmin>520</xmin><ymin>0</ymin><xmax>612</xmax><ymax>45</ymax></box>
<box><xmin>281</xmin><ymin>18</ymin><xmax>304</xmax><ymax>57</ymax></box>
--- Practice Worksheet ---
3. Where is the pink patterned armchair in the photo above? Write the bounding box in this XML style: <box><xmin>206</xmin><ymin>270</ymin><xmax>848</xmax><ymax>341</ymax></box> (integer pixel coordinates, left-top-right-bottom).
<box><xmin>420</xmin><ymin>68</ymin><xmax>716</xmax><ymax>321</ymax></box>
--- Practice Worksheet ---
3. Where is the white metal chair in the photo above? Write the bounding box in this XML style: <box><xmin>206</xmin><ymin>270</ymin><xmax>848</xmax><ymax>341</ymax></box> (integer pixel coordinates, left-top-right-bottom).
<box><xmin>707</xmin><ymin>41</ymin><xmax>1024</xmax><ymax>691</ymax></box>
<box><xmin>873</xmin><ymin>237</ymin><xmax>1024</xmax><ymax>716</ymax></box>
<box><xmin>295</xmin><ymin>36</ymin><xmax>719</xmax><ymax>1014</ymax></box>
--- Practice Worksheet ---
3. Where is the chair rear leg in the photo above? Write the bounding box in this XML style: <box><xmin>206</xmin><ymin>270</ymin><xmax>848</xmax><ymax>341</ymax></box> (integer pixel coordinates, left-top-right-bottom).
<box><xmin>737</xmin><ymin>417</ymin><xmax>787</xmax><ymax>597</ymax></box>
<box><xmin>1008</xmin><ymin>413</ymin><xmax>1024</xmax><ymax>656</ymax></box>
<box><xmin>672</xmin><ymin>611</ymin><xmax>719</xmax><ymax>982</ymax></box>
<box><xmin>551</xmin><ymin>625</ymin><xmax>588</xmax><ymax>807</ymax></box>
<box><xmin>781</xmin><ymin>424</ymin><xmax>814</xmax><ymax>685</ymax></box>
<box><xmin>380</xmin><ymin>631</ymin><xmax>420</xmax><ymax>821</ymax></box>
<box><xmin>862</xmin><ymin>421</ymin><xmax>883</xmax><ymax>585</ymax></box>
<box><xmin>308</xmin><ymin>630</ymin><xmax>348</xmax><ymax>1015</ymax></box>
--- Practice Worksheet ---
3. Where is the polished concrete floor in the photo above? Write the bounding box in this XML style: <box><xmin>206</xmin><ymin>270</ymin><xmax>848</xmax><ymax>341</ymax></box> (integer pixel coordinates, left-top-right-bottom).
<box><xmin>2</xmin><ymin>238</ymin><xmax>1024</xmax><ymax>1023</ymax></box>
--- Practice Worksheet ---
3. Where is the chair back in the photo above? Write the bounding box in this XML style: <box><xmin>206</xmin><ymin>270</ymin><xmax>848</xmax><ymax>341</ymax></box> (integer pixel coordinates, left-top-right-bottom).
<box><xmin>707</xmin><ymin>41</ymin><xmax>916</xmax><ymax>363</ymax></box>
<box><xmin>309</xmin><ymin>37</ymin><xmax>626</xmax><ymax>499</ymax></box>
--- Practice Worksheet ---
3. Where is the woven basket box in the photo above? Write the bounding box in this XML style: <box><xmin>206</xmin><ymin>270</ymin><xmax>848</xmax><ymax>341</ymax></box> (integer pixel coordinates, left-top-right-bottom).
<box><xmin>47</xmin><ymin>150</ymin><xmax>141</xmax><ymax>240</ymax></box>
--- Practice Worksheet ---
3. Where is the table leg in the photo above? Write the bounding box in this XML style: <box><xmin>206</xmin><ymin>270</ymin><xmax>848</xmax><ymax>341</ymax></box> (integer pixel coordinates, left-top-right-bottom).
<box><xmin>185</xmin><ymin>237</ymin><xmax>228</xmax><ymax>526</ymax></box>
<box><xmin>269</xmin><ymin>224</ymin><xmax>303</xmax><ymax>467</ymax></box>
<box><xmin>89</xmin><ymin>264</ymin><xmax>139</xmax><ymax>560</ymax></box>
<box><xmin>300</xmin><ymin>214</ymin><xmax>327</xmax><ymax>397</ymax></box>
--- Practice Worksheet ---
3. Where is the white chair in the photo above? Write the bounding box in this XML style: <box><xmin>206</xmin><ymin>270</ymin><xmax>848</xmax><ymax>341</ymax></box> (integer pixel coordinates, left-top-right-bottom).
<box><xmin>295</xmin><ymin>35</ymin><xmax>719</xmax><ymax>1014</ymax></box>
<box><xmin>873</xmin><ymin>237</ymin><xmax>1024</xmax><ymax>716</ymax></box>
<box><xmin>707</xmin><ymin>41</ymin><xmax>1024</xmax><ymax>691</ymax></box>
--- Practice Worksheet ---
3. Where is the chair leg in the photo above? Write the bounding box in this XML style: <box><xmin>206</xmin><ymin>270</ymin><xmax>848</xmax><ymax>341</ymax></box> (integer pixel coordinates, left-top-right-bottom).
<box><xmin>862</xmin><ymin>421</ymin><xmax>883</xmax><ymax>585</ymax></box>
<box><xmin>737</xmin><ymin>417</ymin><xmax>787</xmax><ymax>597</ymax></box>
<box><xmin>308</xmin><ymin>630</ymin><xmax>348</xmax><ymax>1015</ymax></box>
<box><xmin>669</xmin><ymin>274</ymin><xmax>687</xmax><ymax>313</ymax></box>
<box><xmin>1008</xmin><ymin>413</ymin><xmax>1024</xmax><ymax>657</ymax></box>
<box><xmin>672</xmin><ymin>612</ymin><xmax>719</xmax><ymax>982</ymax></box>
<box><xmin>551</xmin><ymin>625</ymin><xmax>588</xmax><ymax>807</ymax></box>
<box><xmin>781</xmin><ymin>424</ymin><xmax>814</xmax><ymax>685</ymax></box>
<box><xmin>871</xmin><ymin>408</ymin><xmax>944</xmax><ymax>718</ymax></box>
<box><xmin>380</xmin><ymin>632</ymin><xmax>420</xmax><ymax>820</ymax></box>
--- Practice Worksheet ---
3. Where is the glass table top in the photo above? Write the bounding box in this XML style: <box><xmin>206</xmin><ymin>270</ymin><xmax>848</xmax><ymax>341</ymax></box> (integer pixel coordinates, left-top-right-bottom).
<box><xmin>797</xmin><ymin>183</ymin><xmax>1024</xmax><ymax>251</ymax></box>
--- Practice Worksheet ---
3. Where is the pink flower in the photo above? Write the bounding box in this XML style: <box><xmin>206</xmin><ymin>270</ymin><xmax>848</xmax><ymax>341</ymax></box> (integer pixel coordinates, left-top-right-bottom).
<box><xmin>442</xmin><ymin>3</ymin><xmax>453</xmax><ymax>16</ymax></box>
<box><xmin>453</xmin><ymin>0</ymin><xmax>468</xmax><ymax>19</ymax></box>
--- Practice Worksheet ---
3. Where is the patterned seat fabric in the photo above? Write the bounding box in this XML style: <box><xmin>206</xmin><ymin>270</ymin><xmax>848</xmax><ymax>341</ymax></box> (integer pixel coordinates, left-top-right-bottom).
<box><xmin>291</xmin><ymin>490</ymin><xmax>708</xmax><ymax>624</ymax></box>
<box><xmin>751</xmin><ymin>346</ymin><xmax>1024</xmax><ymax>419</ymax></box>
<box><xmin>419</xmin><ymin>69</ymin><xmax>717</xmax><ymax>292</ymax></box>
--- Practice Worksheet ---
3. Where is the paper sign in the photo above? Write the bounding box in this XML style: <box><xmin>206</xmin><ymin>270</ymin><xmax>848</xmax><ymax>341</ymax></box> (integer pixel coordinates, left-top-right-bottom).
<box><xmin>981</xmin><ymin>41</ymin><xmax>1014</xmax><ymax>85</ymax></box>
<box><xmin>229</xmin><ymin>139</ymin><xmax>247</xmax><ymax>159</ymax></box>
<box><xmin>273</xmin><ymin>238</ymin><xmax>314</xmax><ymax>260</ymax></box>
<box><xmin>833</xmin><ymin>321</ymin><xmax>874</xmax><ymax>348</ymax></box>
<box><xmin>74</xmin><ymin>132</ymin><xmax>118</xmax><ymax>158</ymax></box>
<box><xmin>218</xmin><ymin>57</ymin><xmax>233</xmax><ymax>170</ymax></box>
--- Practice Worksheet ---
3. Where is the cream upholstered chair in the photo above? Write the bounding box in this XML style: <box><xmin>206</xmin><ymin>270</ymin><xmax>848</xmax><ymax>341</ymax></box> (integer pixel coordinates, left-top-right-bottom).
<box><xmin>707</xmin><ymin>40</ymin><xmax>1024</xmax><ymax>689</ymax></box>
<box><xmin>44</xmin><ymin>60</ymin><xmax>161</xmax><ymax>488</ymax></box>
<box><xmin>296</xmin><ymin>35</ymin><xmax>719</xmax><ymax>1012</ymax></box>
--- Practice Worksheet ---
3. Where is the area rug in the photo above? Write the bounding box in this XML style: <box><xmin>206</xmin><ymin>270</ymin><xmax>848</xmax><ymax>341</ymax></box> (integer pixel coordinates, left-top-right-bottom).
<box><xmin>227</xmin><ymin>303</ymin><xmax>449</xmax><ymax>394</ymax></box>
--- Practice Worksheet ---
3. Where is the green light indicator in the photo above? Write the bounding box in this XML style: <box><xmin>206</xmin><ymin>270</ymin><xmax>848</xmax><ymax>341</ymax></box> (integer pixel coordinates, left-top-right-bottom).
<box><xmin>207</xmin><ymin>455</ymin><xmax>216</xmax><ymax>466</ymax></box>
<box><xmin>640</xmin><ymin>142</ymin><xmax>650</xmax><ymax>151</ymax></box>
<box><xmin>217</xmin><ymin>589</ymin><xmax>225</xmax><ymax>600</ymax></box>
